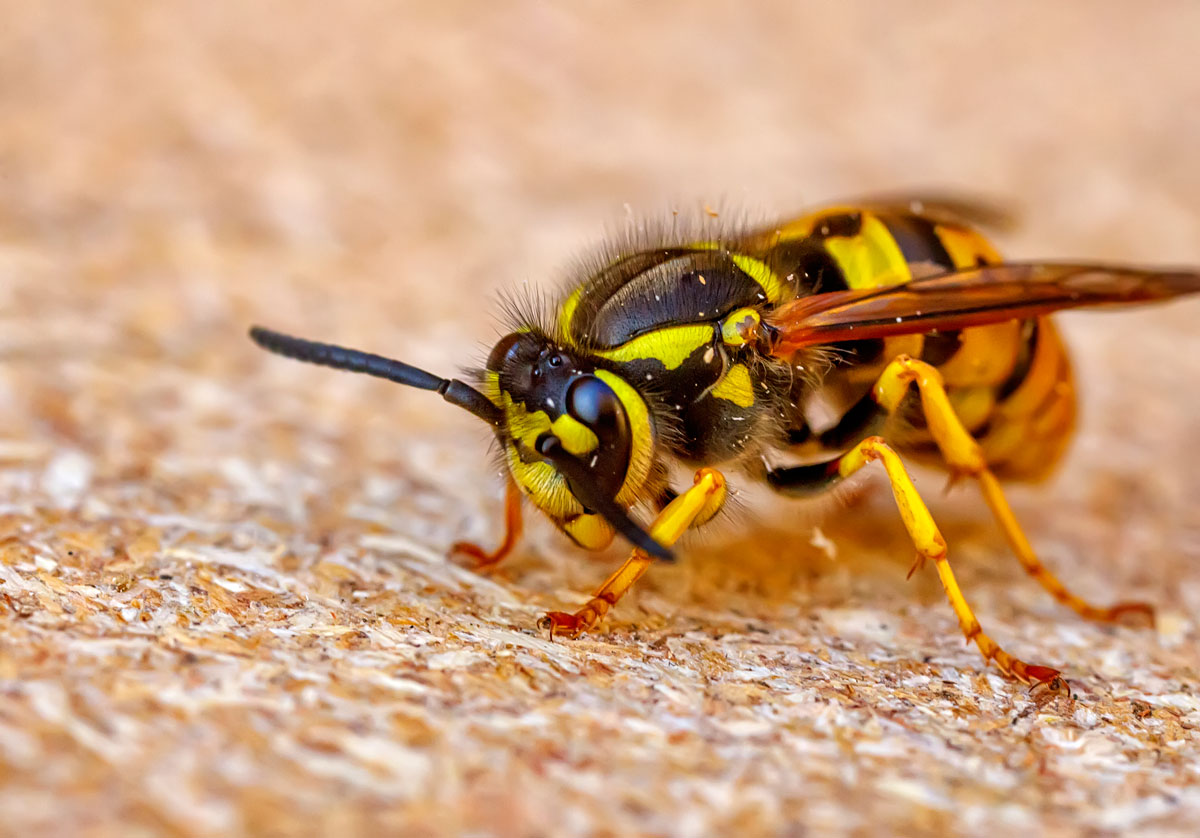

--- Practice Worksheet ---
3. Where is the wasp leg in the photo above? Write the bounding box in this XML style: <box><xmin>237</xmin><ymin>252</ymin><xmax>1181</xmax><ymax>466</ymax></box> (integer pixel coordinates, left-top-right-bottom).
<box><xmin>874</xmin><ymin>354</ymin><xmax>1154</xmax><ymax>627</ymax></box>
<box><xmin>538</xmin><ymin>468</ymin><xmax>727</xmax><ymax>638</ymax></box>
<box><xmin>831</xmin><ymin>437</ymin><xmax>1063</xmax><ymax>688</ymax></box>
<box><xmin>450</xmin><ymin>478</ymin><xmax>524</xmax><ymax>569</ymax></box>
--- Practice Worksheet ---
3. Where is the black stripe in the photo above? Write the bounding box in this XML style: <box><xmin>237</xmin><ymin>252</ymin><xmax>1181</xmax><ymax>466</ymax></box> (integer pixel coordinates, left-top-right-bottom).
<box><xmin>567</xmin><ymin>248</ymin><xmax>694</xmax><ymax>343</ymax></box>
<box><xmin>880</xmin><ymin>213</ymin><xmax>956</xmax><ymax>273</ymax></box>
<box><xmin>817</xmin><ymin>390</ymin><xmax>886</xmax><ymax>450</ymax></box>
<box><xmin>829</xmin><ymin>338</ymin><xmax>885</xmax><ymax>368</ymax></box>
<box><xmin>786</xmin><ymin>425</ymin><xmax>812</xmax><ymax>446</ymax></box>
<box><xmin>580</xmin><ymin>250</ymin><xmax>763</xmax><ymax>348</ymax></box>
<box><xmin>997</xmin><ymin>319</ymin><xmax>1040</xmax><ymax>399</ymax></box>
<box><xmin>920</xmin><ymin>329</ymin><xmax>962</xmax><ymax>366</ymax></box>
<box><xmin>653</xmin><ymin>485</ymin><xmax>679</xmax><ymax>512</ymax></box>
<box><xmin>812</xmin><ymin>212</ymin><xmax>864</xmax><ymax>239</ymax></box>
<box><xmin>765</xmin><ymin>458</ymin><xmax>844</xmax><ymax>497</ymax></box>
<box><xmin>771</xmin><ymin>239</ymin><xmax>849</xmax><ymax>295</ymax></box>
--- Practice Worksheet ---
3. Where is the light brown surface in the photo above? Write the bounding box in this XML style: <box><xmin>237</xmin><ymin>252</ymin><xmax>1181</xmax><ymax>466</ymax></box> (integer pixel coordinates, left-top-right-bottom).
<box><xmin>1</xmin><ymin>3</ymin><xmax>1199</xmax><ymax>836</ymax></box>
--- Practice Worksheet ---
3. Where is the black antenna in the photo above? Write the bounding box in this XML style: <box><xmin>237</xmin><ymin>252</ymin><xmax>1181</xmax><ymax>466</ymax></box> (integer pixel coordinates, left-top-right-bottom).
<box><xmin>249</xmin><ymin>326</ymin><xmax>502</xmax><ymax>427</ymax></box>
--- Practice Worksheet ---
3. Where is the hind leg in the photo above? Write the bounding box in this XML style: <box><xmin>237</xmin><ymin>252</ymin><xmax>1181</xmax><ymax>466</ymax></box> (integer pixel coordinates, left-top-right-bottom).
<box><xmin>874</xmin><ymin>355</ymin><xmax>1153</xmax><ymax>626</ymax></box>
<box><xmin>767</xmin><ymin>440</ymin><xmax>1064</xmax><ymax>688</ymax></box>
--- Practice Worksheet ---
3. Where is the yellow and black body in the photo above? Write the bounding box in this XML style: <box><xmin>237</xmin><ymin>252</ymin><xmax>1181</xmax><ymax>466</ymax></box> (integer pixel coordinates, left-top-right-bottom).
<box><xmin>250</xmin><ymin>199</ymin><xmax>1200</xmax><ymax>689</ymax></box>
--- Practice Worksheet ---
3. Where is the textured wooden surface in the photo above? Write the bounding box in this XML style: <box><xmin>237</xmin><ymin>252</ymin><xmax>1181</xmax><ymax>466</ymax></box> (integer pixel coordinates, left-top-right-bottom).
<box><xmin>1</xmin><ymin>3</ymin><xmax>1199</xmax><ymax>836</ymax></box>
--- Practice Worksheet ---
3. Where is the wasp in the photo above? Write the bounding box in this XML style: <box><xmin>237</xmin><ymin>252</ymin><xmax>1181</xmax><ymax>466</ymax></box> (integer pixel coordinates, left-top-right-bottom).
<box><xmin>250</xmin><ymin>199</ymin><xmax>1200</xmax><ymax>688</ymax></box>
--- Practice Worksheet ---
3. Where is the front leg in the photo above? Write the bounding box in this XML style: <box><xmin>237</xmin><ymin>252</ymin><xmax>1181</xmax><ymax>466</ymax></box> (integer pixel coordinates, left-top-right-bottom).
<box><xmin>450</xmin><ymin>478</ymin><xmax>523</xmax><ymax>569</ymax></box>
<box><xmin>539</xmin><ymin>468</ymin><xmax>727</xmax><ymax>637</ymax></box>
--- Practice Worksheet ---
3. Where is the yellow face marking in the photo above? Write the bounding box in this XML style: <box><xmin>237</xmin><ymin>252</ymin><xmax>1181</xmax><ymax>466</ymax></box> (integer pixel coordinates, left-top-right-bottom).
<box><xmin>502</xmin><ymin>392</ymin><xmax>552</xmax><ymax>451</ymax></box>
<box><xmin>822</xmin><ymin>213</ymin><xmax>911</xmax><ymax>289</ymax></box>
<box><xmin>504</xmin><ymin>452</ymin><xmax>577</xmax><ymax>519</ymax></box>
<box><xmin>595</xmin><ymin>324</ymin><xmax>712</xmax><ymax>370</ymax></box>
<box><xmin>483</xmin><ymin>370</ymin><xmax>502</xmax><ymax>404</ymax></box>
<box><xmin>550</xmin><ymin>414</ymin><xmax>599</xmax><ymax>457</ymax></box>
<box><xmin>495</xmin><ymin>367</ymin><xmax>656</xmax><ymax>539</ymax></box>
<box><xmin>709</xmin><ymin>364</ymin><xmax>755</xmax><ymax>408</ymax></box>
<box><xmin>498</xmin><ymin>391</ymin><xmax>580</xmax><ymax>517</ymax></box>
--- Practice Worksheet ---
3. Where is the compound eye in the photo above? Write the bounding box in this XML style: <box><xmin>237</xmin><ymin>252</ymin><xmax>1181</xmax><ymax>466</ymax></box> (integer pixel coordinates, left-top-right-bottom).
<box><xmin>566</xmin><ymin>376</ymin><xmax>623</xmax><ymax>434</ymax></box>
<box><xmin>486</xmin><ymin>333</ymin><xmax>525</xmax><ymax>372</ymax></box>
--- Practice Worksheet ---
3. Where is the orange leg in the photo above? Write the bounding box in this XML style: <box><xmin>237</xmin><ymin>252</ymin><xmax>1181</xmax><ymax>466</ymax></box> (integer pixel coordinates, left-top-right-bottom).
<box><xmin>450</xmin><ymin>478</ymin><xmax>524</xmax><ymax>569</ymax></box>
<box><xmin>539</xmin><ymin>468</ymin><xmax>726</xmax><ymax>638</ymax></box>
<box><xmin>875</xmin><ymin>355</ymin><xmax>1154</xmax><ymax>627</ymax></box>
<box><xmin>839</xmin><ymin>436</ymin><xmax>1064</xmax><ymax>689</ymax></box>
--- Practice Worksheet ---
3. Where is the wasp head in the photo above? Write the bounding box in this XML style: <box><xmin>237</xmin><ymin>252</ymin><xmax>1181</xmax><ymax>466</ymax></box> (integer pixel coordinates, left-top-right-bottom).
<box><xmin>485</xmin><ymin>331</ymin><xmax>666</xmax><ymax>558</ymax></box>
<box><xmin>247</xmin><ymin>325</ymin><xmax>669</xmax><ymax>559</ymax></box>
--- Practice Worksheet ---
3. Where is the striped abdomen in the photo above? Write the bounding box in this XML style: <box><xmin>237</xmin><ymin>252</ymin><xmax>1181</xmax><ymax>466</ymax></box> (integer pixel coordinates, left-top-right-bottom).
<box><xmin>764</xmin><ymin>206</ymin><xmax>1077</xmax><ymax>480</ymax></box>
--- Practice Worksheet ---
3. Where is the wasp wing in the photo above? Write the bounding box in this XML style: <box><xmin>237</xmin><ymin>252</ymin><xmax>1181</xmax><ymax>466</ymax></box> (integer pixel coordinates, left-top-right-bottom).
<box><xmin>735</xmin><ymin>195</ymin><xmax>1015</xmax><ymax>252</ymax></box>
<box><xmin>850</xmin><ymin>192</ymin><xmax>1018</xmax><ymax>231</ymax></box>
<box><xmin>765</xmin><ymin>263</ymin><xmax>1200</xmax><ymax>355</ymax></box>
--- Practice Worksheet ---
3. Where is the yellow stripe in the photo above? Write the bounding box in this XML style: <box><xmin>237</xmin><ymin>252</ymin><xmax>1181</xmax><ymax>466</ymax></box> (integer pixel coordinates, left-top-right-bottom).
<box><xmin>682</xmin><ymin>243</ymin><xmax>787</xmax><ymax>302</ymax></box>
<box><xmin>709</xmin><ymin>364</ymin><xmax>755</xmax><ymax>408</ymax></box>
<box><xmin>822</xmin><ymin>212</ymin><xmax>911</xmax><ymax>289</ymax></box>
<box><xmin>947</xmin><ymin>386</ymin><xmax>997</xmax><ymax>433</ymax></box>
<box><xmin>937</xmin><ymin>322</ymin><xmax>1021</xmax><ymax>388</ymax></box>
<box><xmin>730</xmin><ymin>253</ymin><xmax>787</xmax><ymax>303</ymax></box>
<box><xmin>992</xmin><ymin>319</ymin><xmax>1064</xmax><ymax>418</ymax></box>
<box><xmin>934</xmin><ymin>224</ymin><xmax>1003</xmax><ymax>269</ymax></box>
<box><xmin>595</xmin><ymin>324</ymin><xmax>712</xmax><ymax>370</ymax></box>
<box><xmin>558</xmin><ymin>287</ymin><xmax>583</xmax><ymax>337</ymax></box>
<box><xmin>772</xmin><ymin>219</ymin><xmax>819</xmax><ymax>242</ymax></box>
<box><xmin>769</xmin><ymin>205</ymin><xmax>860</xmax><ymax>242</ymax></box>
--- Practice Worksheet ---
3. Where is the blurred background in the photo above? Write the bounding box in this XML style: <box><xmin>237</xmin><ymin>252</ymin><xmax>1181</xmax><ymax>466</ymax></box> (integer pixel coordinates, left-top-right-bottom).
<box><xmin>1</xmin><ymin>2</ymin><xmax>1198</xmax><ymax>836</ymax></box>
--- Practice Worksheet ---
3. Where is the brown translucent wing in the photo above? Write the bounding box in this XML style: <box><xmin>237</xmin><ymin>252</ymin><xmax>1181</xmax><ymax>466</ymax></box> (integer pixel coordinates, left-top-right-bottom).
<box><xmin>765</xmin><ymin>263</ymin><xmax>1200</xmax><ymax>355</ymax></box>
<box><xmin>734</xmin><ymin>194</ymin><xmax>1016</xmax><ymax>252</ymax></box>
<box><xmin>853</xmin><ymin>192</ymin><xmax>1018</xmax><ymax>232</ymax></box>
